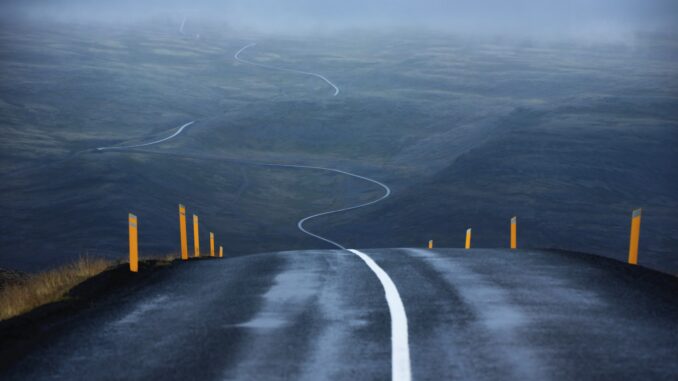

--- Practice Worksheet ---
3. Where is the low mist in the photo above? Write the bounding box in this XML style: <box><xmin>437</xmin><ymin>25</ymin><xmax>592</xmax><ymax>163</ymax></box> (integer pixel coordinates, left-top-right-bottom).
<box><xmin>2</xmin><ymin>0</ymin><xmax>678</xmax><ymax>43</ymax></box>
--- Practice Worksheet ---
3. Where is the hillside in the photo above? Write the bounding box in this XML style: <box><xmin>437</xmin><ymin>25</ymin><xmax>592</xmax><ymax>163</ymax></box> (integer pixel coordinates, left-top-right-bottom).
<box><xmin>0</xmin><ymin>21</ymin><xmax>677</xmax><ymax>273</ymax></box>
<box><xmin>322</xmin><ymin>100</ymin><xmax>678</xmax><ymax>272</ymax></box>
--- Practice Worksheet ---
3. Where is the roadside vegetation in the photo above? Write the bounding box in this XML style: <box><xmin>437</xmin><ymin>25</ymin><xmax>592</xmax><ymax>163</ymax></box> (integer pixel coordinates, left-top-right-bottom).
<box><xmin>0</xmin><ymin>257</ymin><xmax>113</xmax><ymax>320</ymax></box>
<box><xmin>0</xmin><ymin>253</ymin><xmax>186</xmax><ymax>321</ymax></box>
<box><xmin>0</xmin><ymin>257</ymin><xmax>115</xmax><ymax>320</ymax></box>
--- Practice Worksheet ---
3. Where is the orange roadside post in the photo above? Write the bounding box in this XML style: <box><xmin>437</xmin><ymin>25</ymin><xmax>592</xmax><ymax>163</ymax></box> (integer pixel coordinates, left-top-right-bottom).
<box><xmin>179</xmin><ymin>205</ymin><xmax>188</xmax><ymax>260</ymax></box>
<box><xmin>628</xmin><ymin>208</ymin><xmax>642</xmax><ymax>265</ymax></box>
<box><xmin>210</xmin><ymin>232</ymin><xmax>215</xmax><ymax>257</ymax></box>
<box><xmin>510</xmin><ymin>216</ymin><xmax>517</xmax><ymax>249</ymax></box>
<box><xmin>428</xmin><ymin>240</ymin><xmax>433</xmax><ymax>249</ymax></box>
<box><xmin>128</xmin><ymin>213</ymin><xmax>138</xmax><ymax>272</ymax></box>
<box><xmin>219</xmin><ymin>246</ymin><xmax>223</xmax><ymax>258</ymax></box>
<box><xmin>193</xmin><ymin>214</ymin><xmax>200</xmax><ymax>257</ymax></box>
<box><xmin>465</xmin><ymin>228</ymin><xmax>472</xmax><ymax>249</ymax></box>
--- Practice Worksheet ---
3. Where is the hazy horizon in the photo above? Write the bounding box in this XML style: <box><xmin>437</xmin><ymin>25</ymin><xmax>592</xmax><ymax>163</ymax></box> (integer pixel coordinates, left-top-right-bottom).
<box><xmin>2</xmin><ymin>0</ymin><xmax>677</xmax><ymax>43</ymax></box>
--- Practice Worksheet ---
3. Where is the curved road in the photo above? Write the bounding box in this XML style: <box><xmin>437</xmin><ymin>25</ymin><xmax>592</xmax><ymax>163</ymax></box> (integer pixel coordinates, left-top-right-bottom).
<box><xmin>90</xmin><ymin>42</ymin><xmax>405</xmax><ymax>378</ymax></box>
<box><xmin>266</xmin><ymin>163</ymin><xmax>390</xmax><ymax>250</ymax></box>
<box><xmin>97</xmin><ymin>147</ymin><xmax>391</xmax><ymax>251</ymax></box>
<box><xmin>89</xmin><ymin>44</ymin><xmax>390</xmax><ymax>255</ymax></box>
<box><xmin>179</xmin><ymin>17</ymin><xmax>187</xmax><ymax>35</ymax></box>
<box><xmin>235</xmin><ymin>43</ymin><xmax>340</xmax><ymax>96</ymax></box>
<box><xmin>92</xmin><ymin>44</ymin><xmax>376</xmax><ymax>252</ymax></box>
<box><xmin>3</xmin><ymin>248</ymin><xmax>677</xmax><ymax>380</ymax></box>
<box><xmin>96</xmin><ymin>121</ymin><xmax>195</xmax><ymax>151</ymax></box>
<box><xmin>5</xmin><ymin>37</ymin><xmax>411</xmax><ymax>379</ymax></box>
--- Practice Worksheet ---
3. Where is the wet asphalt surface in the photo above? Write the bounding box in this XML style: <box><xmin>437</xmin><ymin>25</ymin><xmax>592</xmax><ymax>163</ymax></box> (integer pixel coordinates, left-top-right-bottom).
<box><xmin>3</xmin><ymin>248</ymin><xmax>677</xmax><ymax>380</ymax></box>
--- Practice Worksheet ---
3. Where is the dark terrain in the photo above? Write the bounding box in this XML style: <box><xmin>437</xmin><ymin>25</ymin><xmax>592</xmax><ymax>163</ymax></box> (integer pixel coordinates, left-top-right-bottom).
<box><xmin>0</xmin><ymin>20</ymin><xmax>677</xmax><ymax>273</ymax></box>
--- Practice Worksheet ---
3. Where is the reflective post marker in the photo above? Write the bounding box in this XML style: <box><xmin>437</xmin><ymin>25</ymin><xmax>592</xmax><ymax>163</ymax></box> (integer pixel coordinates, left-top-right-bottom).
<box><xmin>179</xmin><ymin>205</ymin><xmax>188</xmax><ymax>261</ymax></box>
<box><xmin>428</xmin><ymin>240</ymin><xmax>433</xmax><ymax>249</ymax></box>
<box><xmin>193</xmin><ymin>214</ymin><xmax>200</xmax><ymax>257</ymax></box>
<box><xmin>210</xmin><ymin>232</ymin><xmax>215</xmax><ymax>257</ymax></box>
<box><xmin>628</xmin><ymin>208</ymin><xmax>642</xmax><ymax>265</ymax></box>
<box><xmin>465</xmin><ymin>228</ymin><xmax>472</xmax><ymax>249</ymax></box>
<box><xmin>219</xmin><ymin>246</ymin><xmax>223</xmax><ymax>258</ymax></box>
<box><xmin>510</xmin><ymin>217</ymin><xmax>517</xmax><ymax>249</ymax></box>
<box><xmin>128</xmin><ymin>213</ymin><xmax>138</xmax><ymax>272</ymax></box>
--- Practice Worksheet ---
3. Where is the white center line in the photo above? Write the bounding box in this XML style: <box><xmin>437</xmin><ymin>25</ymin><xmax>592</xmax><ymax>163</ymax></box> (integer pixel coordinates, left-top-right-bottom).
<box><xmin>349</xmin><ymin>249</ymin><xmax>411</xmax><ymax>381</ymax></box>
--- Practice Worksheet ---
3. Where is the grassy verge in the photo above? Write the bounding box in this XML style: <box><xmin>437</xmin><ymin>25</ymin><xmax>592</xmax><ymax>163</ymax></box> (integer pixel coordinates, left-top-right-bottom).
<box><xmin>0</xmin><ymin>254</ymin><xmax>190</xmax><ymax>371</ymax></box>
<box><xmin>0</xmin><ymin>254</ymin><xmax>178</xmax><ymax>321</ymax></box>
<box><xmin>0</xmin><ymin>257</ymin><xmax>113</xmax><ymax>321</ymax></box>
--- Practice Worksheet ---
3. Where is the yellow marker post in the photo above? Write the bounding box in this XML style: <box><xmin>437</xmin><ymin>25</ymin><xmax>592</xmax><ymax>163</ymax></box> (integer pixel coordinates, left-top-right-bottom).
<box><xmin>628</xmin><ymin>208</ymin><xmax>642</xmax><ymax>265</ymax></box>
<box><xmin>219</xmin><ymin>246</ymin><xmax>223</xmax><ymax>258</ymax></box>
<box><xmin>210</xmin><ymin>232</ymin><xmax>215</xmax><ymax>257</ymax></box>
<box><xmin>428</xmin><ymin>240</ymin><xmax>433</xmax><ymax>249</ymax></box>
<box><xmin>465</xmin><ymin>228</ymin><xmax>472</xmax><ymax>249</ymax></box>
<box><xmin>179</xmin><ymin>204</ymin><xmax>188</xmax><ymax>261</ymax></box>
<box><xmin>193</xmin><ymin>214</ymin><xmax>200</xmax><ymax>257</ymax></box>
<box><xmin>510</xmin><ymin>216</ymin><xmax>517</xmax><ymax>250</ymax></box>
<box><xmin>128</xmin><ymin>213</ymin><xmax>138</xmax><ymax>273</ymax></box>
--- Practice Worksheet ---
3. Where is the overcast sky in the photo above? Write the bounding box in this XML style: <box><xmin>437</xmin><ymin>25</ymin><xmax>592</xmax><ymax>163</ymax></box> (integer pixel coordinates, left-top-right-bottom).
<box><xmin>3</xmin><ymin>0</ymin><xmax>678</xmax><ymax>41</ymax></box>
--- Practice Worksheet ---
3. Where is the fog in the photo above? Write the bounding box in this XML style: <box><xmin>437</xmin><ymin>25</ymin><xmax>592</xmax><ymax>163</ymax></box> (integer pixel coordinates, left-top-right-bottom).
<box><xmin>2</xmin><ymin>0</ymin><xmax>678</xmax><ymax>42</ymax></box>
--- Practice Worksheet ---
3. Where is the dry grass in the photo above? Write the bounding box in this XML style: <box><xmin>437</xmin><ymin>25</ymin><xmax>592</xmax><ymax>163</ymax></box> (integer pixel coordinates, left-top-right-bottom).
<box><xmin>159</xmin><ymin>253</ymin><xmax>178</xmax><ymax>262</ymax></box>
<box><xmin>0</xmin><ymin>256</ymin><xmax>113</xmax><ymax>321</ymax></box>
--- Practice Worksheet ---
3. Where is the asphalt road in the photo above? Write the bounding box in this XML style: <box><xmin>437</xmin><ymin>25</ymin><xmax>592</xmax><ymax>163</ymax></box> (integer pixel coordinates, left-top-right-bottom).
<box><xmin>96</xmin><ymin>121</ymin><xmax>195</xmax><ymax>151</ymax></box>
<box><xmin>234</xmin><ymin>42</ymin><xmax>341</xmax><ymax>96</ymax></box>
<box><xmin>4</xmin><ymin>248</ymin><xmax>677</xmax><ymax>380</ymax></box>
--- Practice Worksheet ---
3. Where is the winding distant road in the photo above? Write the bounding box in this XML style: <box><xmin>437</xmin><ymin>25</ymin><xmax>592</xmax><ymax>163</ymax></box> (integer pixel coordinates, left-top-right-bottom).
<box><xmin>235</xmin><ymin>43</ymin><xmax>340</xmax><ymax>96</ymax></box>
<box><xmin>90</xmin><ymin>42</ymin><xmax>405</xmax><ymax>378</ymax></box>
<box><xmin>233</xmin><ymin>44</ymin><xmax>377</xmax><ymax>249</ymax></box>
<box><xmin>96</xmin><ymin>121</ymin><xmax>195</xmax><ymax>151</ymax></box>
<box><xmin>91</xmin><ymin>44</ymin><xmax>386</xmax><ymax>254</ymax></box>
<box><xmin>179</xmin><ymin>17</ymin><xmax>187</xmax><ymax>35</ymax></box>
<box><xmin>266</xmin><ymin>164</ymin><xmax>390</xmax><ymax>250</ymax></box>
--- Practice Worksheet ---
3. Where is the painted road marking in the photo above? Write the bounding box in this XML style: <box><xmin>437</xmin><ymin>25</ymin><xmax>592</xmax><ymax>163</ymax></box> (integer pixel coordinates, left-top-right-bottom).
<box><xmin>349</xmin><ymin>249</ymin><xmax>411</xmax><ymax>381</ymax></box>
